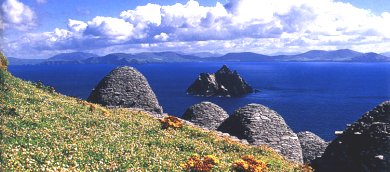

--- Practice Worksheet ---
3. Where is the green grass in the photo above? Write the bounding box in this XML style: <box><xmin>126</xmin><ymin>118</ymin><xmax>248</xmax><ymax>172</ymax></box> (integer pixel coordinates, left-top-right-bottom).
<box><xmin>0</xmin><ymin>68</ymin><xmax>304</xmax><ymax>171</ymax></box>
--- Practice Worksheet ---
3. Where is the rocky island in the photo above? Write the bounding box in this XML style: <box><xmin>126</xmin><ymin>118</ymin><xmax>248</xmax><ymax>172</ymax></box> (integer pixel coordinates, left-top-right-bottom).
<box><xmin>186</xmin><ymin>65</ymin><xmax>254</xmax><ymax>97</ymax></box>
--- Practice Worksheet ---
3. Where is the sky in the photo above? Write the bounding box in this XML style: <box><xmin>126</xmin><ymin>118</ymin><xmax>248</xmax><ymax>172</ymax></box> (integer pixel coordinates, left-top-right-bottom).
<box><xmin>1</xmin><ymin>0</ymin><xmax>390</xmax><ymax>59</ymax></box>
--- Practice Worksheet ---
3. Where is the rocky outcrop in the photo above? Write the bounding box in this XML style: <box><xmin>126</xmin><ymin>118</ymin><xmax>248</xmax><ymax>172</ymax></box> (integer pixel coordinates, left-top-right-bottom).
<box><xmin>312</xmin><ymin>101</ymin><xmax>390</xmax><ymax>172</ymax></box>
<box><xmin>297</xmin><ymin>131</ymin><xmax>328</xmax><ymax>164</ymax></box>
<box><xmin>218</xmin><ymin>103</ymin><xmax>303</xmax><ymax>163</ymax></box>
<box><xmin>87</xmin><ymin>66</ymin><xmax>163</xmax><ymax>115</ymax></box>
<box><xmin>187</xmin><ymin>65</ymin><xmax>253</xmax><ymax>97</ymax></box>
<box><xmin>182</xmin><ymin>102</ymin><xmax>229</xmax><ymax>130</ymax></box>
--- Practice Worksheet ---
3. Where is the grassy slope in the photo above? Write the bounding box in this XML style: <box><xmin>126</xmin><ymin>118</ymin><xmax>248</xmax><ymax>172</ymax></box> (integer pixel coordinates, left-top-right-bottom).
<box><xmin>0</xmin><ymin>69</ymin><xmax>301</xmax><ymax>171</ymax></box>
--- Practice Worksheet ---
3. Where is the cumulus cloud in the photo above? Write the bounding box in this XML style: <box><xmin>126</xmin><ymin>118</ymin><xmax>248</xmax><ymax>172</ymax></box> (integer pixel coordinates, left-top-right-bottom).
<box><xmin>120</xmin><ymin>3</ymin><xmax>162</xmax><ymax>26</ymax></box>
<box><xmin>154</xmin><ymin>32</ymin><xmax>169</xmax><ymax>41</ymax></box>
<box><xmin>84</xmin><ymin>16</ymin><xmax>135</xmax><ymax>41</ymax></box>
<box><xmin>3</xmin><ymin>0</ymin><xmax>390</xmax><ymax>58</ymax></box>
<box><xmin>67</xmin><ymin>19</ymin><xmax>87</xmax><ymax>33</ymax></box>
<box><xmin>1</xmin><ymin>0</ymin><xmax>37</xmax><ymax>31</ymax></box>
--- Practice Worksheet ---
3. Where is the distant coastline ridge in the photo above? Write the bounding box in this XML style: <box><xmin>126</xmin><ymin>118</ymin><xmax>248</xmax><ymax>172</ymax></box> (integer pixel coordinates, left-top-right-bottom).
<box><xmin>7</xmin><ymin>49</ymin><xmax>390</xmax><ymax>65</ymax></box>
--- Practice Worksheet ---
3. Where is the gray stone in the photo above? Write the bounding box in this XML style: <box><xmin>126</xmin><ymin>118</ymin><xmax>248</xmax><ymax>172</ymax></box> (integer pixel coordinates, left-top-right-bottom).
<box><xmin>312</xmin><ymin>101</ymin><xmax>390</xmax><ymax>172</ymax></box>
<box><xmin>218</xmin><ymin>103</ymin><xmax>303</xmax><ymax>163</ymax></box>
<box><xmin>187</xmin><ymin>65</ymin><xmax>253</xmax><ymax>97</ymax></box>
<box><xmin>88</xmin><ymin>66</ymin><xmax>163</xmax><ymax>115</ymax></box>
<box><xmin>297</xmin><ymin>131</ymin><xmax>328</xmax><ymax>164</ymax></box>
<box><xmin>182</xmin><ymin>102</ymin><xmax>229</xmax><ymax>130</ymax></box>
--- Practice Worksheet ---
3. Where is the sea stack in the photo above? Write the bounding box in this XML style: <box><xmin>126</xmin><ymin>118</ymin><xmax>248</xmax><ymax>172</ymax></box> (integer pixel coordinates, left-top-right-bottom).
<box><xmin>218</xmin><ymin>103</ymin><xmax>303</xmax><ymax>163</ymax></box>
<box><xmin>312</xmin><ymin>101</ymin><xmax>390</xmax><ymax>171</ymax></box>
<box><xmin>186</xmin><ymin>65</ymin><xmax>253</xmax><ymax>97</ymax></box>
<box><xmin>182</xmin><ymin>101</ymin><xmax>229</xmax><ymax>130</ymax></box>
<box><xmin>87</xmin><ymin>66</ymin><xmax>163</xmax><ymax>115</ymax></box>
<box><xmin>297</xmin><ymin>131</ymin><xmax>328</xmax><ymax>164</ymax></box>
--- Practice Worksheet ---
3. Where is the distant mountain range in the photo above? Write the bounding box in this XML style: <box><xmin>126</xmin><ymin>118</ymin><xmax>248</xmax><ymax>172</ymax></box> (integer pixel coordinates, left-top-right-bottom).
<box><xmin>381</xmin><ymin>52</ymin><xmax>390</xmax><ymax>57</ymax></box>
<box><xmin>43</xmin><ymin>52</ymin><xmax>98</xmax><ymax>64</ymax></box>
<box><xmin>8</xmin><ymin>49</ymin><xmax>390</xmax><ymax>65</ymax></box>
<box><xmin>208</xmin><ymin>49</ymin><xmax>390</xmax><ymax>62</ymax></box>
<box><xmin>83</xmin><ymin>52</ymin><xmax>200</xmax><ymax>65</ymax></box>
<box><xmin>8</xmin><ymin>57</ymin><xmax>45</xmax><ymax>65</ymax></box>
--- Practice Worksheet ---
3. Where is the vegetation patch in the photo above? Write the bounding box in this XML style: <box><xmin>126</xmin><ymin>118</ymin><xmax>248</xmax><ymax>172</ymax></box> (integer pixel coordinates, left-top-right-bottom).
<box><xmin>0</xmin><ymin>69</ymin><xmax>305</xmax><ymax>171</ymax></box>
<box><xmin>180</xmin><ymin>154</ymin><xmax>220</xmax><ymax>171</ymax></box>
<box><xmin>160</xmin><ymin>116</ymin><xmax>184</xmax><ymax>129</ymax></box>
<box><xmin>0</xmin><ymin>51</ymin><xmax>8</xmax><ymax>71</ymax></box>
<box><xmin>32</xmin><ymin>81</ymin><xmax>56</xmax><ymax>94</ymax></box>
<box><xmin>232</xmin><ymin>155</ymin><xmax>268</xmax><ymax>172</ymax></box>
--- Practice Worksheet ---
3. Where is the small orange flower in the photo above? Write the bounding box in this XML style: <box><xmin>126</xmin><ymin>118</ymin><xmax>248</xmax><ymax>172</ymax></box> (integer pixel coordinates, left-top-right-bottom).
<box><xmin>296</xmin><ymin>164</ymin><xmax>314</xmax><ymax>172</ymax></box>
<box><xmin>159</xmin><ymin>116</ymin><xmax>183</xmax><ymax>129</ymax></box>
<box><xmin>232</xmin><ymin>155</ymin><xmax>267</xmax><ymax>172</ymax></box>
<box><xmin>101</xmin><ymin>108</ymin><xmax>110</xmax><ymax>116</ymax></box>
<box><xmin>181</xmin><ymin>154</ymin><xmax>219</xmax><ymax>172</ymax></box>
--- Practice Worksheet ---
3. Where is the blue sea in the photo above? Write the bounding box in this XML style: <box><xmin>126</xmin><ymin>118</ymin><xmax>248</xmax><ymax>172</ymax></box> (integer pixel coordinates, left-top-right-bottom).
<box><xmin>8</xmin><ymin>62</ymin><xmax>390</xmax><ymax>141</ymax></box>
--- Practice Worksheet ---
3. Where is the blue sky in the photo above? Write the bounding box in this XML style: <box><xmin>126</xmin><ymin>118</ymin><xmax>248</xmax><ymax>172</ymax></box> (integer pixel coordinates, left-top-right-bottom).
<box><xmin>345</xmin><ymin>0</ymin><xmax>390</xmax><ymax>14</ymax></box>
<box><xmin>1</xmin><ymin>0</ymin><xmax>390</xmax><ymax>58</ymax></box>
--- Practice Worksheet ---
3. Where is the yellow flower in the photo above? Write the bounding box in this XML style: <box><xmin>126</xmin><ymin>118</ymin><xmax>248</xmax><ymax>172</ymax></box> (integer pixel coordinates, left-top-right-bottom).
<box><xmin>181</xmin><ymin>154</ymin><xmax>219</xmax><ymax>172</ymax></box>
<box><xmin>180</xmin><ymin>163</ymin><xmax>187</xmax><ymax>168</ymax></box>
<box><xmin>204</xmin><ymin>155</ymin><xmax>220</xmax><ymax>165</ymax></box>
<box><xmin>232</xmin><ymin>155</ymin><xmax>267</xmax><ymax>172</ymax></box>
<box><xmin>232</xmin><ymin>160</ymin><xmax>249</xmax><ymax>170</ymax></box>
<box><xmin>159</xmin><ymin>116</ymin><xmax>183</xmax><ymax>129</ymax></box>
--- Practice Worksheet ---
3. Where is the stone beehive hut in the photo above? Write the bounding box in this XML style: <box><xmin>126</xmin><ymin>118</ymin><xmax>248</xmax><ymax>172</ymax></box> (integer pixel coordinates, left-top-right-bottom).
<box><xmin>312</xmin><ymin>101</ymin><xmax>390</xmax><ymax>172</ymax></box>
<box><xmin>88</xmin><ymin>66</ymin><xmax>163</xmax><ymax>115</ymax></box>
<box><xmin>218</xmin><ymin>103</ymin><xmax>303</xmax><ymax>163</ymax></box>
<box><xmin>297</xmin><ymin>131</ymin><xmax>328</xmax><ymax>164</ymax></box>
<box><xmin>182</xmin><ymin>101</ymin><xmax>229</xmax><ymax>130</ymax></box>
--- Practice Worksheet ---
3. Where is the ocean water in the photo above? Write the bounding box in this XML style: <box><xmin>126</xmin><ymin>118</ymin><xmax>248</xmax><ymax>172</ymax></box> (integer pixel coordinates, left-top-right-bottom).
<box><xmin>9</xmin><ymin>62</ymin><xmax>390</xmax><ymax>141</ymax></box>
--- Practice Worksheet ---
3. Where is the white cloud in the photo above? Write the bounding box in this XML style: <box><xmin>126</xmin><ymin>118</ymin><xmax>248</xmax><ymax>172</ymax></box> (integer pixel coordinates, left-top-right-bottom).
<box><xmin>84</xmin><ymin>16</ymin><xmax>135</xmax><ymax>42</ymax></box>
<box><xmin>1</xmin><ymin>0</ymin><xmax>37</xmax><ymax>31</ymax></box>
<box><xmin>67</xmin><ymin>19</ymin><xmax>87</xmax><ymax>33</ymax></box>
<box><xmin>160</xmin><ymin>0</ymin><xmax>210</xmax><ymax>28</ymax></box>
<box><xmin>154</xmin><ymin>32</ymin><xmax>169</xmax><ymax>41</ymax></box>
<box><xmin>120</xmin><ymin>3</ymin><xmax>162</xmax><ymax>26</ymax></box>
<box><xmin>4</xmin><ymin>0</ymin><xmax>390</xmax><ymax>58</ymax></box>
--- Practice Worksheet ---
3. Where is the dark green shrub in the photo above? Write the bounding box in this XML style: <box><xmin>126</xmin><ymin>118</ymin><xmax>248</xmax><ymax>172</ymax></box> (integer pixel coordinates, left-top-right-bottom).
<box><xmin>0</xmin><ymin>105</ymin><xmax>19</xmax><ymax>116</ymax></box>
<box><xmin>33</xmin><ymin>81</ymin><xmax>56</xmax><ymax>93</ymax></box>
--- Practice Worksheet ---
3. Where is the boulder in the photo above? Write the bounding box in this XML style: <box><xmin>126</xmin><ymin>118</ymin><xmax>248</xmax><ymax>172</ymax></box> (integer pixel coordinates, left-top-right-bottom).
<box><xmin>312</xmin><ymin>101</ymin><xmax>390</xmax><ymax>172</ymax></box>
<box><xmin>218</xmin><ymin>103</ymin><xmax>303</xmax><ymax>163</ymax></box>
<box><xmin>88</xmin><ymin>66</ymin><xmax>163</xmax><ymax>115</ymax></box>
<box><xmin>297</xmin><ymin>131</ymin><xmax>328</xmax><ymax>164</ymax></box>
<box><xmin>182</xmin><ymin>101</ymin><xmax>229</xmax><ymax>130</ymax></box>
<box><xmin>187</xmin><ymin>65</ymin><xmax>253</xmax><ymax>97</ymax></box>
